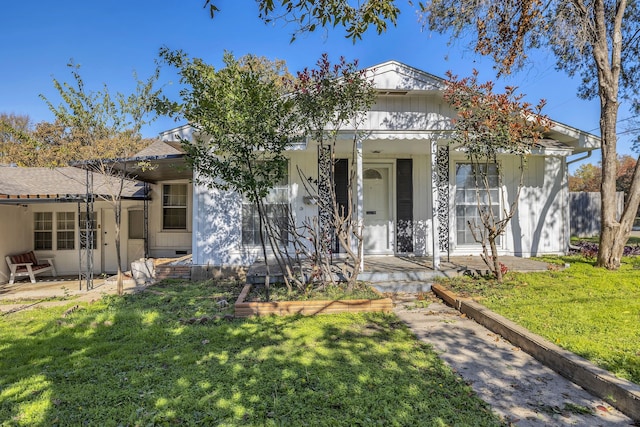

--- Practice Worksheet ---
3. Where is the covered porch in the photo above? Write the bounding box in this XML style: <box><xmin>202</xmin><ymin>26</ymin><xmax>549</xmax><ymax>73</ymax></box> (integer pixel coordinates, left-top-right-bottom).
<box><xmin>246</xmin><ymin>255</ymin><xmax>551</xmax><ymax>293</ymax></box>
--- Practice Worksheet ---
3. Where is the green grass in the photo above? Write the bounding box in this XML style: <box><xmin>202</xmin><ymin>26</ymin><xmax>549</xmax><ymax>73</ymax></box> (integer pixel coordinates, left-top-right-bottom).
<box><xmin>437</xmin><ymin>256</ymin><xmax>640</xmax><ymax>385</ymax></box>
<box><xmin>0</xmin><ymin>280</ymin><xmax>501</xmax><ymax>426</ymax></box>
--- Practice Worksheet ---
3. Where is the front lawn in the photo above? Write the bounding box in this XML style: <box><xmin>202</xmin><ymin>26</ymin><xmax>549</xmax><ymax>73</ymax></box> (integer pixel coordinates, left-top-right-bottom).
<box><xmin>436</xmin><ymin>256</ymin><xmax>640</xmax><ymax>385</ymax></box>
<box><xmin>0</xmin><ymin>280</ymin><xmax>501</xmax><ymax>426</ymax></box>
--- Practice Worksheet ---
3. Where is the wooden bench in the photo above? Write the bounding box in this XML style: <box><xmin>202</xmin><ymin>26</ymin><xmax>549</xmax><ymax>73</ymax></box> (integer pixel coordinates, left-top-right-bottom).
<box><xmin>5</xmin><ymin>251</ymin><xmax>56</xmax><ymax>285</ymax></box>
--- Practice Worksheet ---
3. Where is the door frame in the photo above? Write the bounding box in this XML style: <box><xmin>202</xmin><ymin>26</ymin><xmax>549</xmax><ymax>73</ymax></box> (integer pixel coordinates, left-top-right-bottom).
<box><xmin>362</xmin><ymin>161</ymin><xmax>395</xmax><ymax>254</ymax></box>
<box><xmin>101</xmin><ymin>208</ymin><xmax>121</xmax><ymax>274</ymax></box>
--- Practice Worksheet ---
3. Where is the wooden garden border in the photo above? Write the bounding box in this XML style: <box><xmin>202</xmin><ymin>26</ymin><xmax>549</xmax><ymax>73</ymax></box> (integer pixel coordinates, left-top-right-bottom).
<box><xmin>234</xmin><ymin>284</ymin><xmax>393</xmax><ymax>317</ymax></box>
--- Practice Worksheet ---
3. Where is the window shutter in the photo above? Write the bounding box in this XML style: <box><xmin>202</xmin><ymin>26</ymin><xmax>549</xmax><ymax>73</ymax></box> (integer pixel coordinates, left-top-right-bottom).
<box><xmin>396</xmin><ymin>159</ymin><xmax>413</xmax><ymax>252</ymax></box>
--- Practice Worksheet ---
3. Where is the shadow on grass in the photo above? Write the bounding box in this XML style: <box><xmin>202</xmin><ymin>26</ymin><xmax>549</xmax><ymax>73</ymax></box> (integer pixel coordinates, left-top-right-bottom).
<box><xmin>0</xmin><ymin>280</ymin><xmax>502</xmax><ymax>426</ymax></box>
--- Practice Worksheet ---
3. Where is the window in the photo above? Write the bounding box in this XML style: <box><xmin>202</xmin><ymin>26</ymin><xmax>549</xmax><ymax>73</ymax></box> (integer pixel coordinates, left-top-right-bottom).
<box><xmin>56</xmin><ymin>212</ymin><xmax>75</xmax><ymax>250</ymax></box>
<box><xmin>455</xmin><ymin>163</ymin><xmax>500</xmax><ymax>245</ymax></box>
<box><xmin>129</xmin><ymin>210</ymin><xmax>144</xmax><ymax>239</ymax></box>
<box><xmin>163</xmin><ymin>184</ymin><xmax>187</xmax><ymax>230</ymax></box>
<box><xmin>242</xmin><ymin>168</ymin><xmax>289</xmax><ymax>246</ymax></box>
<box><xmin>79</xmin><ymin>212</ymin><xmax>97</xmax><ymax>249</ymax></box>
<box><xmin>34</xmin><ymin>212</ymin><xmax>53</xmax><ymax>250</ymax></box>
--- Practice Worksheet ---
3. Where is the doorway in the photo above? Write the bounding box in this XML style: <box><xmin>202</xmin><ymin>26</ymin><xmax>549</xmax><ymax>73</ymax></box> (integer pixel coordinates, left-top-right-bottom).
<box><xmin>362</xmin><ymin>164</ymin><xmax>393</xmax><ymax>254</ymax></box>
<box><xmin>101</xmin><ymin>208</ymin><xmax>120</xmax><ymax>274</ymax></box>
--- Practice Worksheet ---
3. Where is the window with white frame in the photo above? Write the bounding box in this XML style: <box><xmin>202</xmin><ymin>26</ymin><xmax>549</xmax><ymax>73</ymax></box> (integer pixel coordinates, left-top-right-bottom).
<box><xmin>242</xmin><ymin>167</ymin><xmax>289</xmax><ymax>246</ymax></box>
<box><xmin>129</xmin><ymin>210</ymin><xmax>144</xmax><ymax>239</ymax></box>
<box><xmin>163</xmin><ymin>184</ymin><xmax>188</xmax><ymax>230</ymax></box>
<box><xmin>455</xmin><ymin>163</ymin><xmax>501</xmax><ymax>245</ymax></box>
<box><xmin>56</xmin><ymin>212</ymin><xmax>75</xmax><ymax>250</ymax></box>
<box><xmin>34</xmin><ymin>212</ymin><xmax>53</xmax><ymax>250</ymax></box>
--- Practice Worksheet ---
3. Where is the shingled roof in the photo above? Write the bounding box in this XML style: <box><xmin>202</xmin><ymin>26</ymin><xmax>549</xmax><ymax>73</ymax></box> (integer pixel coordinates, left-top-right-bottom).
<box><xmin>0</xmin><ymin>166</ymin><xmax>146</xmax><ymax>202</ymax></box>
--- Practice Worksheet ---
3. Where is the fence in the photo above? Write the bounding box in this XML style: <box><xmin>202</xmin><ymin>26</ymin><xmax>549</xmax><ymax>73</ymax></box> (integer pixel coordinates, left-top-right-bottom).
<box><xmin>569</xmin><ymin>191</ymin><xmax>624</xmax><ymax>237</ymax></box>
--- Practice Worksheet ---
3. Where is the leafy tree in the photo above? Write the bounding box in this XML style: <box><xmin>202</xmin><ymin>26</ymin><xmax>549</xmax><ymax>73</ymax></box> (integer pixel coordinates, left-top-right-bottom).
<box><xmin>422</xmin><ymin>0</ymin><xmax>640</xmax><ymax>268</ymax></box>
<box><xmin>41</xmin><ymin>63</ymin><xmax>160</xmax><ymax>294</ymax></box>
<box><xmin>569</xmin><ymin>155</ymin><xmax>638</xmax><ymax>197</ymax></box>
<box><xmin>569</xmin><ymin>163</ymin><xmax>602</xmax><ymax>193</ymax></box>
<box><xmin>204</xmin><ymin>0</ymin><xmax>400</xmax><ymax>41</ymax></box>
<box><xmin>157</xmin><ymin>51</ymin><xmax>375</xmax><ymax>293</ymax></box>
<box><xmin>201</xmin><ymin>1</ymin><xmax>640</xmax><ymax>270</ymax></box>
<box><xmin>157</xmin><ymin>50</ymin><xmax>301</xmax><ymax>296</ymax></box>
<box><xmin>0</xmin><ymin>113</ymin><xmax>35</xmax><ymax>164</ymax></box>
<box><xmin>443</xmin><ymin>70</ymin><xmax>550</xmax><ymax>282</ymax></box>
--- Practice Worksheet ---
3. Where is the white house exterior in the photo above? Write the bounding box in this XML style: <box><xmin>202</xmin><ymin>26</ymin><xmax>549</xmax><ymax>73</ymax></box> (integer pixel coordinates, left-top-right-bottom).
<box><xmin>0</xmin><ymin>61</ymin><xmax>599</xmax><ymax>284</ymax></box>
<box><xmin>158</xmin><ymin>60</ymin><xmax>598</xmax><ymax>273</ymax></box>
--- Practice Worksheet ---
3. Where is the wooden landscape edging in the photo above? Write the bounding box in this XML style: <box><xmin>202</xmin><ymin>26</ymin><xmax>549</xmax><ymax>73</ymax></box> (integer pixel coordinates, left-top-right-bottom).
<box><xmin>234</xmin><ymin>284</ymin><xmax>393</xmax><ymax>317</ymax></box>
<box><xmin>431</xmin><ymin>284</ymin><xmax>640</xmax><ymax>422</ymax></box>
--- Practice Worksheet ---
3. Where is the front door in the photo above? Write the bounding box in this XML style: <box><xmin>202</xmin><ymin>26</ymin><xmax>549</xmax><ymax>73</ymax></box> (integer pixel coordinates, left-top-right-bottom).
<box><xmin>101</xmin><ymin>209</ymin><xmax>120</xmax><ymax>274</ymax></box>
<box><xmin>363</xmin><ymin>164</ymin><xmax>393</xmax><ymax>254</ymax></box>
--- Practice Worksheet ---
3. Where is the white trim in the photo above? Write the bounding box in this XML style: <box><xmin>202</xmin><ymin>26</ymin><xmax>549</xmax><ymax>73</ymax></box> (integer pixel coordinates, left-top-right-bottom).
<box><xmin>431</xmin><ymin>140</ymin><xmax>440</xmax><ymax>269</ymax></box>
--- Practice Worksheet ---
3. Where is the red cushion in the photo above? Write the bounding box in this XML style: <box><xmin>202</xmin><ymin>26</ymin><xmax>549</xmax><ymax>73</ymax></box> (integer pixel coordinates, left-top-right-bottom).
<box><xmin>10</xmin><ymin>251</ymin><xmax>38</xmax><ymax>265</ymax></box>
<box><xmin>15</xmin><ymin>264</ymin><xmax>50</xmax><ymax>273</ymax></box>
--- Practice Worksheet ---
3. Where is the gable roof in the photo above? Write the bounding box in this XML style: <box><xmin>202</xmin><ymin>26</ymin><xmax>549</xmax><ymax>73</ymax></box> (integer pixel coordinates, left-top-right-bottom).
<box><xmin>0</xmin><ymin>166</ymin><xmax>146</xmax><ymax>203</ymax></box>
<box><xmin>157</xmin><ymin>59</ymin><xmax>600</xmax><ymax>155</ymax></box>
<box><xmin>366</xmin><ymin>60</ymin><xmax>445</xmax><ymax>93</ymax></box>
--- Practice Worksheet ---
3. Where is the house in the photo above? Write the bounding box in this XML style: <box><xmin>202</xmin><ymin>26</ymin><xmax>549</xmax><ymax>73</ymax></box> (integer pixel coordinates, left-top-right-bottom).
<box><xmin>0</xmin><ymin>60</ymin><xmax>599</xmax><ymax>284</ymax></box>
<box><xmin>0</xmin><ymin>166</ymin><xmax>147</xmax><ymax>282</ymax></box>
<box><xmin>0</xmin><ymin>141</ymin><xmax>192</xmax><ymax>283</ymax></box>
<box><xmin>157</xmin><ymin>60</ymin><xmax>598</xmax><ymax>277</ymax></box>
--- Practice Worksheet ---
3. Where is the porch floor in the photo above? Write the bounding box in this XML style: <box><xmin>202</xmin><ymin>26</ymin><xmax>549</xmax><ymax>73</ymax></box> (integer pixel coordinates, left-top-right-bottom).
<box><xmin>366</xmin><ymin>255</ymin><xmax>550</xmax><ymax>274</ymax></box>
<box><xmin>247</xmin><ymin>255</ymin><xmax>550</xmax><ymax>285</ymax></box>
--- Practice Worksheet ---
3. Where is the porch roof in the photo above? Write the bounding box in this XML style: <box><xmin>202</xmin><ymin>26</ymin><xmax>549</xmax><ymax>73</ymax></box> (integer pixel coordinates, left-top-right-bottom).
<box><xmin>0</xmin><ymin>166</ymin><xmax>146</xmax><ymax>204</ymax></box>
<box><xmin>76</xmin><ymin>139</ymin><xmax>192</xmax><ymax>184</ymax></box>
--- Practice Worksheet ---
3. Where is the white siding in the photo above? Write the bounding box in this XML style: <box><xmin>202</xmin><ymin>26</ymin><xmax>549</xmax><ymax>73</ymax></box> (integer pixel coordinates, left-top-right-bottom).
<box><xmin>0</xmin><ymin>205</ymin><xmax>32</xmax><ymax>284</ymax></box>
<box><xmin>448</xmin><ymin>153</ymin><xmax>568</xmax><ymax>256</ymax></box>
<box><xmin>0</xmin><ymin>199</ymin><xmax>145</xmax><ymax>280</ymax></box>
<box><xmin>147</xmin><ymin>180</ymin><xmax>192</xmax><ymax>258</ymax></box>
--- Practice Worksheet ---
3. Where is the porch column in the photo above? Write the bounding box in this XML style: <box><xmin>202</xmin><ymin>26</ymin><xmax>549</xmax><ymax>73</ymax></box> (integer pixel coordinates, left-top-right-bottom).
<box><xmin>356</xmin><ymin>136</ymin><xmax>364</xmax><ymax>270</ymax></box>
<box><xmin>430</xmin><ymin>139</ymin><xmax>440</xmax><ymax>270</ymax></box>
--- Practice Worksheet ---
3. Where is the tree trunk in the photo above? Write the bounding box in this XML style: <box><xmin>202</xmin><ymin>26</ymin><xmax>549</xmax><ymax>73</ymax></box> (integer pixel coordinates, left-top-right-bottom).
<box><xmin>593</xmin><ymin>0</ymin><xmax>632</xmax><ymax>270</ymax></box>
<box><xmin>595</xmin><ymin>78</ymin><xmax>624</xmax><ymax>269</ymax></box>
<box><xmin>115</xmin><ymin>203</ymin><xmax>124</xmax><ymax>295</ymax></box>
<box><xmin>489</xmin><ymin>236</ymin><xmax>502</xmax><ymax>282</ymax></box>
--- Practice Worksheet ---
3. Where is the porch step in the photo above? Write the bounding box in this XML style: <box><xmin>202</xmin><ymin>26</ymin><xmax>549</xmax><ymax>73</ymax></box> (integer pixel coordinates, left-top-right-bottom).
<box><xmin>371</xmin><ymin>281</ymin><xmax>433</xmax><ymax>294</ymax></box>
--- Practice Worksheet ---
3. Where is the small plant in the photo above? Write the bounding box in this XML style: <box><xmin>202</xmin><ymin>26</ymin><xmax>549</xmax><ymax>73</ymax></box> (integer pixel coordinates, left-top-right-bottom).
<box><xmin>499</xmin><ymin>262</ymin><xmax>508</xmax><ymax>276</ymax></box>
<box><xmin>563</xmin><ymin>402</ymin><xmax>593</xmax><ymax>415</ymax></box>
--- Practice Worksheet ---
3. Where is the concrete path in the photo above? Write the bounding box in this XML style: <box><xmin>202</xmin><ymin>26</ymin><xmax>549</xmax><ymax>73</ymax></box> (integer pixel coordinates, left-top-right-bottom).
<box><xmin>393</xmin><ymin>294</ymin><xmax>635</xmax><ymax>426</ymax></box>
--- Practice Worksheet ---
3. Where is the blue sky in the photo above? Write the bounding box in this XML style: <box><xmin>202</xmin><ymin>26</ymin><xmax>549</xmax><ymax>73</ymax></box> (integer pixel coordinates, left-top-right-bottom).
<box><xmin>2</xmin><ymin>0</ymin><xmax>635</xmax><ymax>169</ymax></box>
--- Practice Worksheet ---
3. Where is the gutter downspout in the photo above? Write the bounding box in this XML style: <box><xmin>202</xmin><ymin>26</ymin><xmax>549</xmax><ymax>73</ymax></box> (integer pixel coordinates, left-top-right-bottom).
<box><xmin>567</xmin><ymin>150</ymin><xmax>593</xmax><ymax>167</ymax></box>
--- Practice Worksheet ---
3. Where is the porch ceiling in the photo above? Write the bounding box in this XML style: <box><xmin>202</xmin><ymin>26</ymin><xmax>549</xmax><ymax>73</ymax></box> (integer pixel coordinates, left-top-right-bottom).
<box><xmin>327</xmin><ymin>138</ymin><xmax>435</xmax><ymax>156</ymax></box>
<box><xmin>110</xmin><ymin>157</ymin><xmax>193</xmax><ymax>183</ymax></box>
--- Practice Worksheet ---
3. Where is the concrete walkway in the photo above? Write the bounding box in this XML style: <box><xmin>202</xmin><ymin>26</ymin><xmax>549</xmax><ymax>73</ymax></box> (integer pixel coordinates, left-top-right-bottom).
<box><xmin>393</xmin><ymin>294</ymin><xmax>635</xmax><ymax>426</ymax></box>
<box><xmin>0</xmin><ymin>275</ymin><xmax>146</xmax><ymax>314</ymax></box>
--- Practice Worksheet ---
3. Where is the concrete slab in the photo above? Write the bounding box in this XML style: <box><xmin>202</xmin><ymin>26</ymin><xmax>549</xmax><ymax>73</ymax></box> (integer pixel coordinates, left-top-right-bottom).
<box><xmin>247</xmin><ymin>255</ymin><xmax>551</xmax><ymax>285</ymax></box>
<box><xmin>0</xmin><ymin>274</ymin><xmax>145</xmax><ymax>314</ymax></box>
<box><xmin>394</xmin><ymin>294</ymin><xmax>635</xmax><ymax>426</ymax></box>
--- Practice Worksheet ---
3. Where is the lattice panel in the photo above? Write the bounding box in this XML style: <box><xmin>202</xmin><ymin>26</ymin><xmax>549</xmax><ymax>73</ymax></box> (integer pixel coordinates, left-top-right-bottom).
<box><xmin>437</xmin><ymin>145</ymin><xmax>450</xmax><ymax>253</ymax></box>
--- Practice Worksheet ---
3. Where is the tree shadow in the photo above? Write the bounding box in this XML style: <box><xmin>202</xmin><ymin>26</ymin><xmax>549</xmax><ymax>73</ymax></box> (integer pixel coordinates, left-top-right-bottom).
<box><xmin>0</xmin><ymin>280</ymin><xmax>503</xmax><ymax>426</ymax></box>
